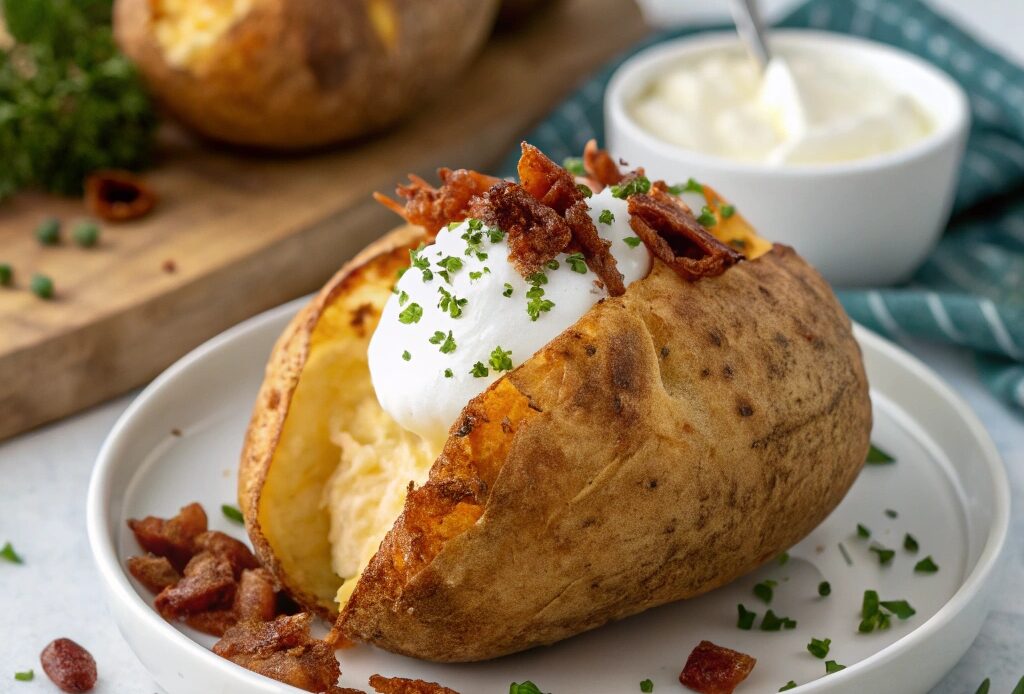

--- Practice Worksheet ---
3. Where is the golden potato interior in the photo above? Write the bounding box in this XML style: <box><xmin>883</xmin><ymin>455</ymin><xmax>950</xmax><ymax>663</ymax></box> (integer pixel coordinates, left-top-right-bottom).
<box><xmin>151</xmin><ymin>0</ymin><xmax>254</xmax><ymax>68</ymax></box>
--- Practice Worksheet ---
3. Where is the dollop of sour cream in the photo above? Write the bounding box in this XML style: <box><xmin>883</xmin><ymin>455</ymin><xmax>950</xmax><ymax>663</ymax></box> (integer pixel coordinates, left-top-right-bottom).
<box><xmin>629</xmin><ymin>48</ymin><xmax>932</xmax><ymax>165</ymax></box>
<box><xmin>368</xmin><ymin>187</ymin><xmax>652</xmax><ymax>449</ymax></box>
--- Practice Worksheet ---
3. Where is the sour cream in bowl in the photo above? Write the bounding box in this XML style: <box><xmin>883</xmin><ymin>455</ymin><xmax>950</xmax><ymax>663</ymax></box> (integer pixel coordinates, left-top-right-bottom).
<box><xmin>606</xmin><ymin>30</ymin><xmax>969</xmax><ymax>286</ymax></box>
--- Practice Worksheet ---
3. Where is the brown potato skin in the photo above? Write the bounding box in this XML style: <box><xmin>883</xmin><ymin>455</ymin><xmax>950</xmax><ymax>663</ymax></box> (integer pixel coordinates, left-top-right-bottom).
<box><xmin>241</xmin><ymin>226</ymin><xmax>871</xmax><ymax>661</ymax></box>
<box><xmin>338</xmin><ymin>243</ymin><xmax>871</xmax><ymax>661</ymax></box>
<box><xmin>114</xmin><ymin>0</ymin><xmax>499</xmax><ymax>149</ymax></box>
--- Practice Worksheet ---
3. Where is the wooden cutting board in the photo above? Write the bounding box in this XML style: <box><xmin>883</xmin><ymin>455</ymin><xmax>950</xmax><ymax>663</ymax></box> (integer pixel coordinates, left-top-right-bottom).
<box><xmin>0</xmin><ymin>0</ymin><xmax>649</xmax><ymax>441</ymax></box>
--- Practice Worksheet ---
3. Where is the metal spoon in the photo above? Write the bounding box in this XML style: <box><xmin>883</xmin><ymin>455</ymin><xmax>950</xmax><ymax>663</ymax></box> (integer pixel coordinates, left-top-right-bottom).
<box><xmin>729</xmin><ymin>0</ymin><xmax>773</xmax><ymax>69</ymax></box>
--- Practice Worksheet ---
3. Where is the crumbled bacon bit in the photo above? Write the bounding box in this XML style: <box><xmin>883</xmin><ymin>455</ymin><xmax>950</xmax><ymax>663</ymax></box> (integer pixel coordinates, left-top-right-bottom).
<box><xmin>193</xmin><ymin>530</ymin><xmax>260</xmax><ymax>578</ymax></box>
<box><xmin>469</xmin><ymin>181</ymin><xmax>571</xmax><ymax>277</ymax></box>
<box><xmin>368</xmin><ymin>674</ymin><xmax>461</xmax><ymax>694</ymax></box>
<box><xmin>517</xmin><ymin>141</ymin><xmax>581</xmax><ymax>214</ymax></box>
<box><xmin>126</xmin><ymin>554</ymin><xmax>181</xmax><ymax>594</ymax></box>
<box><xmin>628</xmin><ymin>187</ymin><xmax>742</xmax><ymax>281</ymax></box>
<box><xmin>213</xmin><ymin>614</ymin><xmax>341</xmax><ymax>693</ymax></box>
<box><xmin>564</xmin><ymin>199</ymin><xmax>624</xmax><ymax>296</ymax></box>
<box><xmin>154</xmin><ymin>551</ymin><xmax>236</xmax><ymax>620</ymax></box>
<box><xmin>185</xmin><ymin>608</ymin><xmax>238</xmax><ymax>637</ymax></box>
<box><xmin>679</xmin><ymin>640</ymin><xmax>756</xmax><ymax>694</ymax></box>
<box><xmin>582</xmin><ymin>139</ymin><xmax>624</xmax><ymax>188</ymax></box>
<box><xmin>85</xmin><ymin>170</ymin><xmax>157</xmax><ymax>222</ymax></box>
<box><xmin>127</xmin><ymin>502</ymin><xmax>207</xmax><ymax>571</ymax></box>
<box><xmin>324</xmin><ymin>688</ymin><xmax>367</xmax><ymax>694</ymax></box>
<box><xmin>40</xmin><ymin>638</ymin><xmax>97</xmax><ymax>693</ymax></box>
<box><xmin>235</xmin><ymin>568</ymin><xmax>278</xmax><ymax>622</ymax></box>
<box><xmin>373</xmin><ymin>168</ymin><xmax>501</xmax><ymax>237</ymax></box>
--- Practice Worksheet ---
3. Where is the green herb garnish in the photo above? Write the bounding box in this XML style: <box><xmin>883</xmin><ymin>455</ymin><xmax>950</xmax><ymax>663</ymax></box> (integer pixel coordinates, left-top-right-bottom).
<box><xmin>753</xmin><ymin>579</ymin><xmax>776</xmax><ymax>604</ymax></box>
<box><xmin>838</xmin><ymin>542</ymin><xmax>853</xmax><ymax>566</ymax></box>
<box><xmin>818</xmin><ymin>581</ymin><xmax>831</xmax><ymax>597</ymax></box>
<box><xmin>221</xmin><ymin>504</ymin><xmax>244</xmax><ymax>524</ymax></box>
<box><xmin>487</xmin><ymin>226</ymin><xmax>505</xmax><ymax>243</ymax></box>
<box><xmin>623</xmin><ymin>236</ymin><xmax>642</xmax><ymax>248</ymax></box>
<box><xmin>436</xmin><ymin>255</ymin><xmax>464</xmax><ymax>283</ymax></box>
<box><xmin>866</xmin><ymin>444</ymin><xmax>895</xmax><ymax>464</ymax></box>
<box><xmin>489</xmin><ymin>346</ymin><xmax>513</xmax><ymax>372</ymax></box>
<box><xmin>13</xmin><ymin>670</ymin><xmax>33</xmax><ymax>682</ymax></box>
<box><xmin>437</xmin><ymin>287</ymin><xmax>467</xmax><ymax>318</ymax></box>
<box><xmin>562</xmin><ymin>157</ymin><xmax>586</xmax><ymax>176</ymax></box>
<box><xmin>885</xmin><ymin>509</ymin><xmax>898</xmax><ymax>519</ymax></box>
<box><xmin>719</xmin><ymin>203</ymin><xmax>736</xmax><ymax>218</ymax></box>
<box><xmin>470</xmin><ymin>362</ymin><xmax>488</xmax><ymax>378</ymax></box>
<box><xmin>401</xmin><ymin>350</ymin><xmax>411</xmax><ymax>361</ymax></box>
<box><xmin>779</xmin><ymin>681</ymin><xmax>797</xmax><ymax>691</ymax></box>
<box><xmin>975</xmin><ymin>679</ymin><xmax>991</xmax><ymax>694</ymax></box>
<box><xmin>398</xmin><ymin>303</ymin><xmax>423</xmax><ymax>324</ymax></box>
<box><xmin>502</xmin><ymin>283</ymin><xmax>514</xmax><ymax>297</ymax></box>
<box><xmin>914</xmin><ymin>556</ymin><xmax>939</xmax><ymax>573</ymax></box>
<box><xmin>599</xmin><ymin>209</ymin><xmax>615</xmax><ymax>225</ymax></box>
<box><xmin>526</xmin><ymin>271</ymin><xmax>548</xmax><ymax>286</ymax></box>
<box><xmin>880</xmin><ymin>600</ymin><xmax>916</xmax><ymax>619</ymax></box>
<box><xmin>546</xmin><ymin>259</ymin><xmax>560</xmax><ymax>270</ymax></box>
<box><xmin>825</xmin><ymin>661</ymin><xmax>846</xmax><ymax>674</ymax></box>
<box><xmin>904</xmin><ymin>534</ymin><xmax>919</xmax><ymax>552</ymax></box>
<box><xmin>428</xmin><ymin>330</ymin><xmax>456</xmax><ymax>354</ymax></box>
<box><xmin>640</xmin><ymin>679</ymin><xmax>653</xmax><ymax>693</ymax></box>
<box><xmin>30</xmin><ymin>273</ymin><xmax>53</xmax><ymax>299</ymax></box>
<box><xmin>410</xmin><ymin>247</ymin><xmax>433</xmax><ymax>281</ymax></box>
<box><xmin>857</xmin><ymin>523</ymin><xmax>871</xmax><ymax>539</ymax></box>
<box><xmin>777</xmin><ymin>552</ymin><xmax>790</xmax><ymax>566</ymax></box>
<box><xmin>1010</xmin><ymin>675</ymin><xmax>1023</xmax><ymax>694</ymax></box>
<box><xmin>444</xmin><ymin>368</ymin><xmax>453</xmax><ymax>378</ymax></box>
<box><xmin>36</xmin><ymin>217</ymin><xmax>61</xmax><ymax>245</ymax></box>
<box><xmin>0</xmin><ymin>0</ymin><xmax>157</xmax><ymax>200</ymax></box>
<box><xmin>526</xmin><ymin>285</ymin><xmax>555</xmax><ymax>321</ymax></box>
<box><xmin>760</xmin><ymin>609</ymin><xmax>796</xmax><ymax>631</ymax></box>
<box><xmin>1</xmin><ymin>542</ymin><xmax>23</xmax><ymax>564</ymax></box>
<box><xmin>509</xmin><ymin>682</ymin><xmax>543</xmax><ymax>694</ymax></box>
<box><xmin>667</xmin><ymin>178</ymin><xmax>704</xmax><ymax>195</ymax></box>
<box><xmin>610</xmin><ymin>175</ymin><xmax>651</xmax><ymax>199</ymax></box>
<box><xmin>72</xmin><ymin>221</ymin><xmax>100</xmax><ymax>247</ymax></box>
<box><xmin>398</xmin><ymin>290</ymin><xmax>409</xmax><ymax>306</ymax></box>
<box><xmin>696</xmin><ymin>205</ymin><xmax>717</xmax><ymax>227</ymax></box>
<box><xmin>577</xmin><ymin>183</ymin><xmax>593</xmax><ymax>198</ymax></box>
<box><xmin>0</xmin><ymin>263</ymin><xmax>12</xmax><ymax>286</ymax></box>
<box><xmin>806</xmin><ymin>637</ymin><xmax>831</xmax><ymax>659</ymax></box>
<box><xmin>566</xmin><ymin>252</ymin><xmax>587</xmax><ymax>273</ymax></box>
<box><xmin>737</xmin><ymin>603</ymin><xmax>756</xmax><ymax>630</ymax></box>
<box><xmin>870</xmin><ymin>545</ymin><xmax>895</xmax><ymax>565</ymax></box>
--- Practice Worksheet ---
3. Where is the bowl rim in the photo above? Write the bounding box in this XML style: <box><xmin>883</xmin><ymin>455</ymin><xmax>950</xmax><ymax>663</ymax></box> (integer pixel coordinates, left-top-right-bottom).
<box><xmin>605</xmin><ymin>28</ymin><xmax>971</xmax><ymax>177</ymax></box>
<box><xmin>85</xmin><ymin>299</ymin><xmax>1010</xmax><ymax>693</ymax></box>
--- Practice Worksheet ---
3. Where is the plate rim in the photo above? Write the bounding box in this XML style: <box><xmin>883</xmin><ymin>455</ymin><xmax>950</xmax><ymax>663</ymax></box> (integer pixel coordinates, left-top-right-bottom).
<box><xmin>85</xmin><ymin>299</ymin><xmax>1011</xmax><ymax>693</ymax></box>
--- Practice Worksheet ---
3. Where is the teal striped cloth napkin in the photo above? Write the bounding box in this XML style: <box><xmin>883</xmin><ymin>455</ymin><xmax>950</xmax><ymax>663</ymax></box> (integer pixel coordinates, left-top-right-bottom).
<box><xmin>501</xmin><ymin>0</ymin><xmax>1024</xmax><ymax>412</ymax></box>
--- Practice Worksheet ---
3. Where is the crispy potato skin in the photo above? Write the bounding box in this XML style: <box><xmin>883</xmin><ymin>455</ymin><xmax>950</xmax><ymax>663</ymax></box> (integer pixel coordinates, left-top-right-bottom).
<box><xmin>114</xmin><ymin>0</ymin><xmax>499</xmax><ymax>149</ymax></box>
<box><xmin>241</xmin><ymin>226</ymin><xmax>871</xmax><ymax>661</ymax></box>
<box><xmin>338</xmin><ymin>241</ymin><xmax>871</xmax><ymax>661</ymax></box>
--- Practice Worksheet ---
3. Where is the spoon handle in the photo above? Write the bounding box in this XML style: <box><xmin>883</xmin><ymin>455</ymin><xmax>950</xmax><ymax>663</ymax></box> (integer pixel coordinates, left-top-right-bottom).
<box><xmin>729</xmin><ymin>0</ymin><xmax>773</xmax><ymax>68</ymax></box>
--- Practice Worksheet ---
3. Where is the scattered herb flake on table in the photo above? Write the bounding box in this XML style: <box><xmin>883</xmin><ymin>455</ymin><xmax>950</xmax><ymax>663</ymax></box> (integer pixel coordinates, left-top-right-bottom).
<box><xmin>825</xmin><ymin>661</ymin><xmax>846</xmax><ymax>674</ymax></box>
<box><xmin>753</xmin><ymin>579</ymin><xmax>776</xmax><ymax>603</ymax></box>
<box><xmin>870</xmin><ymin>545</ymin><xmax>895</xmax><ymax>565</ymax></box>
<box><xmin>857</xmin><ymin>523</ymin><xmax>871</xmax><ymax>538</ymax></box>
<box><xmin>807</xmin><ymin>637</ymin><xmax>831</xmax><ymax>659</ymax></box>
<box><xmin>975</xmin><ymin>679</ymin><xmax>990</xmax><ymax>694</ymax></box>
<box><xmin>904</xmin><ymin>533</ymin><xmax>919</xmax><ymax>552</ymax></box>
<box><xmin>13</xmin><ymin>669</ymin><xmax>33</xmax><ymax>682</ymax></box>
<box><xmin>737</xmin><ymin>603</ymin><xmax>756</xmax><ymax>630</ymax></box>
<box><xmin>818</xmin><ymin>581</ymin><xmax>831</xmax><ymax>597</ymax></box>
<box><xmin>1</xmin><ymin>542</ymin><xmax>23</xmax><ymax>564</ymax></box>
<box><xmin>914</xmin><ymin>556</ymin><xmax>939</xmax><ymax>573</ymax></box>
<box><xmin>640</xmin><ymin>679</ymin><xmax>653</xmax><ymax>692</ymax></box>
<box><xmin>760</xmin><ymin>609</ymin><xmax>796</xmax><ymax>631</ymax></box>
<box><xmin>779</xmin><ymin>681</ymin><xmax>797</xmax><ymax>691</ymax></box>
<box><xmin>885</xmin><ymin>508</ymin><xmax>898</xmax><ymax>519</ymax></box>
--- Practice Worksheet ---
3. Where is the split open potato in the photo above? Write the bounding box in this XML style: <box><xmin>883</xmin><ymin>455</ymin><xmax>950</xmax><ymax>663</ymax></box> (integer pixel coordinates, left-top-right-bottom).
<box><xmin>113</xmin><ymin>0</ymin><xmax>500</xmax><ymax>149</ymax></box>
<box><xmin>238</xmin><ymin>167</ymin><xmax>871</xmax><ymax>661</ymax></box>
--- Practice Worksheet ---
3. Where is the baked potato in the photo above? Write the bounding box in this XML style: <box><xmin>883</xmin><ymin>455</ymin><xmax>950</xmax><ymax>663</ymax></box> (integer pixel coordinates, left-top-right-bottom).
<box><xmin>113</xmin><ymin>0</ymin><xmax>499</xmax><ymax>149</ymax></box>
<box><xmin>239</xmin><ymin>144</ymin><xmax>871</xmax><ymax>662</ymax></box>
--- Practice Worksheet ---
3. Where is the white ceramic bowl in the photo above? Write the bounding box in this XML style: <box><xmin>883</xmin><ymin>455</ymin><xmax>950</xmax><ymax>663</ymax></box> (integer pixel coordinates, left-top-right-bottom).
<box><xmin>605</xmin><ymin>30</ymin><xmax>970</xmax><ymax>287</ymax></box>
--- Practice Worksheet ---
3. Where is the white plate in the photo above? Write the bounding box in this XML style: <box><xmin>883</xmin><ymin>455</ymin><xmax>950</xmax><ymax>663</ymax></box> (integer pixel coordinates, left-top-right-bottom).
<box><xmin>87</xmin><ymin>300</ymin><xmax>1009</xmax><ymax>694</ymax></box>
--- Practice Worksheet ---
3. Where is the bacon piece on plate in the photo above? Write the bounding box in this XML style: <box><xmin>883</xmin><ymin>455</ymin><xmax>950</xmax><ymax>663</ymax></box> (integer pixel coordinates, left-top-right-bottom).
<box><xmin>679</xmin><ymin>640</ymin><xmax>756</xmax><ymax>694</ymax></box>
<box><xmin>368</xmin><ymin>674</ymin><xmax>461</xmax><ymax>694</ymax></box>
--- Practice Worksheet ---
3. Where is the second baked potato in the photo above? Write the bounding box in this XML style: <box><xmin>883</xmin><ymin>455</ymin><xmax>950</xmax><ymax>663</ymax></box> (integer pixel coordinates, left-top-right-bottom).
<box><xmin>239</xmin><ymin>145</ymin><xmax>872</xmax><ymax>662</ymax></box>
<box><xmin>114</xmin><ymin>0</ymin><xmax>499</xmax><ymax>148</ymax></box>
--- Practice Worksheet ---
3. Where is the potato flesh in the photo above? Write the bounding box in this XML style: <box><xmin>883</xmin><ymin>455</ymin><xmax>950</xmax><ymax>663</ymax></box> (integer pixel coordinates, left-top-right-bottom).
<box><xmin>152</xmin><ymin>0</ymin><xmax>252</xmax><ymax>67</ymax></box>
<box><xmin>324</xmin><ymin>396</ymin><xmax>435</xmax><ymax>606</ymax></box>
